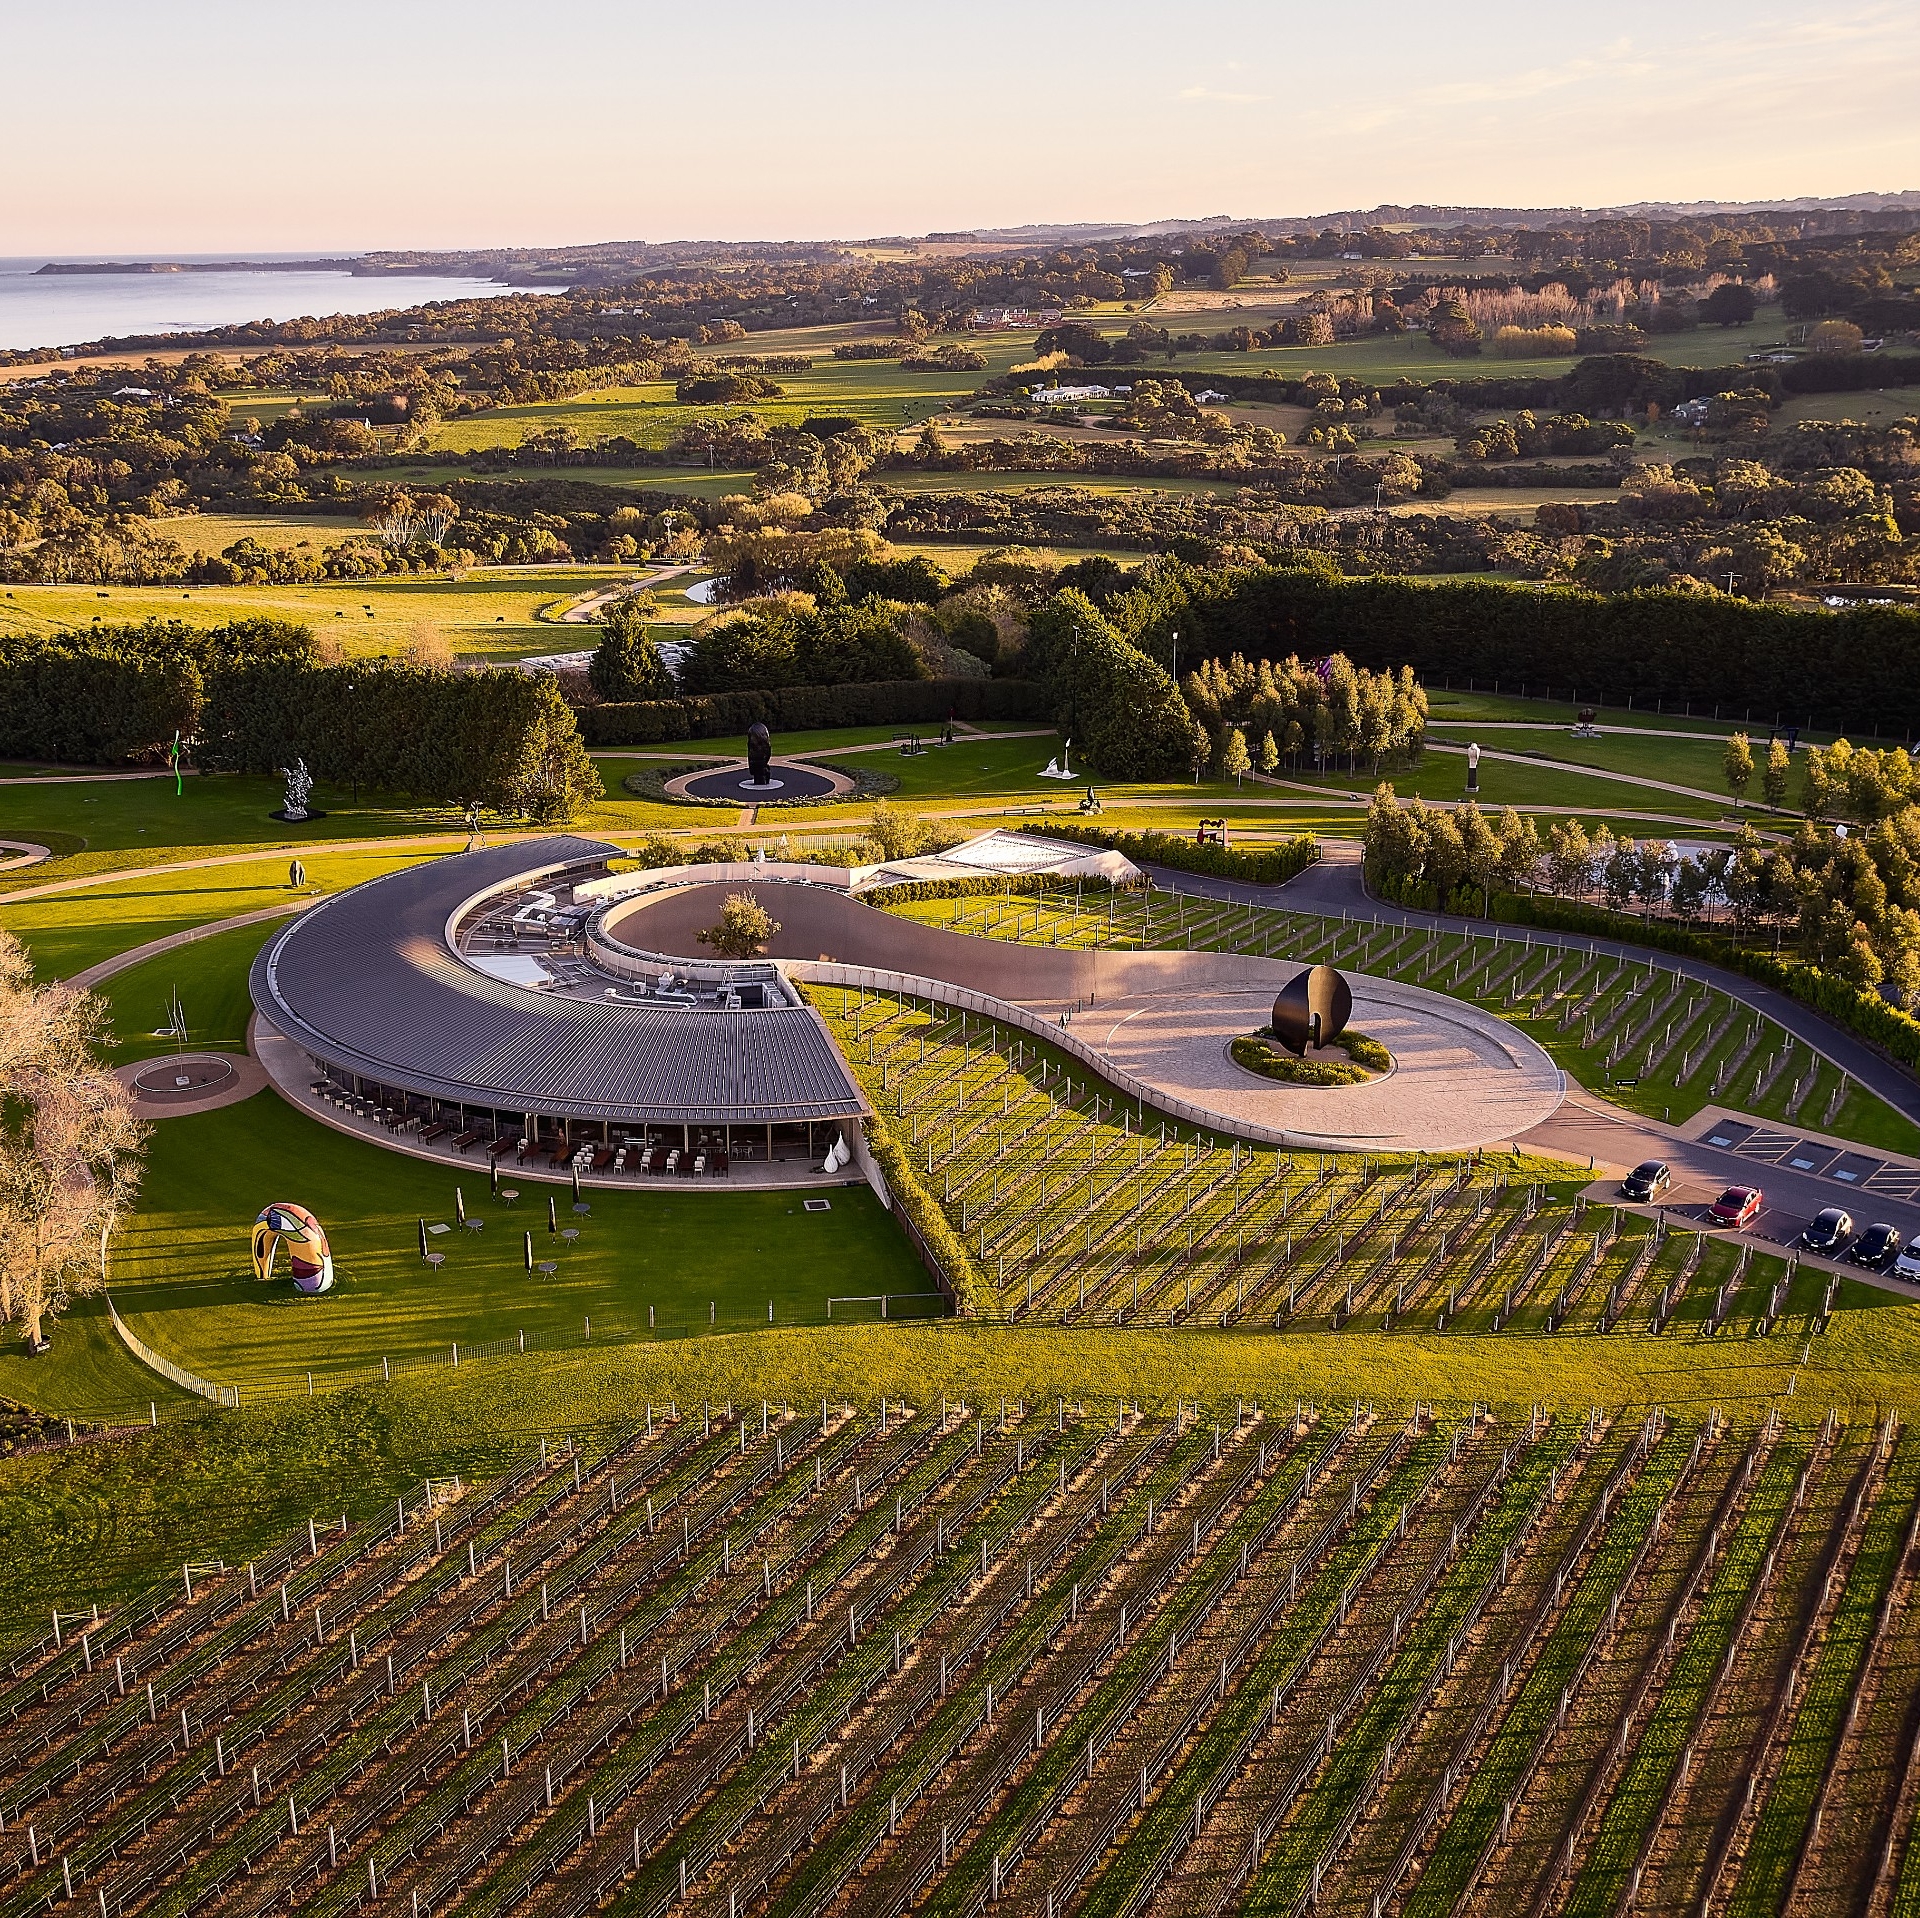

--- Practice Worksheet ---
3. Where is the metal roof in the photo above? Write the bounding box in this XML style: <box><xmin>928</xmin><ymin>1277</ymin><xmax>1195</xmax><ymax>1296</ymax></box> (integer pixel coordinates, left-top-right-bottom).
<box><xmin>249</xmin><ymin>837</ymin><xmax>865</xmax><ymax>1125</ymax></box>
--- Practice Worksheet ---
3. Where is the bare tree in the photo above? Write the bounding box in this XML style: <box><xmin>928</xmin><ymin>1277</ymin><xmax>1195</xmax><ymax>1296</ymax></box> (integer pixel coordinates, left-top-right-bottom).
<box><xmin>0</xmin><ymin>931</ymin><xmax>148</xmax><ymax>1351</ymax></box>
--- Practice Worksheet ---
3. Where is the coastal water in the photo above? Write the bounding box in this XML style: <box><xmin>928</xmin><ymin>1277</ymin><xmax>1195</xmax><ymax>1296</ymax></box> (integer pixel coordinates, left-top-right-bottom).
<box><xmin>0</xmin><ymin>257</ymin><xmax>553</xmax><ymax>354</ymax></box>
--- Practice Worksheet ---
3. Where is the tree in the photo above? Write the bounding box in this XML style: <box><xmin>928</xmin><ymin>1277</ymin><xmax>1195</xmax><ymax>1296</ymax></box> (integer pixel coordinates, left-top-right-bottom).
<box><xmin>0</xmin><ymin>931</ymin><xmax>148</xmax><ymax>1351</ymax></box>
<box><xmin>862</xmin><ymin>799</ymin><xmax>931</xmax><ymax>862</ymax></box>
<box><xmin>1807</xmin><ymin>319</ymin><xmax>1866</xmax><ymax>355</ymax></box>
<box><xmin>1190</xmin><ymin>721</ymin><xmax>1213</xmax><ymax>784</ymax></box>
<box><xmin>696</xmin><ymin>893</ymin><xmax>781</xmax><ymax>959</ymax></box>
<box><xmin>1258</xmin><ymin>729</ymin><xmax>1279</xmax><ymax>778</ymax></box>
<box><xmin>1547</xmin><ymin>819</ymin><xmax>1594</xmax><ymax>900</ymax></box>
<box><xmin>1220</xmin><ymin>727</ymin><xmax>1252</xmax><ymax>788</ymax></box>
<box><xmin>1722</xmin><ymin>732</ymin><xmax>1753</xmax><ymax>807</ymax></box>
<box><xmin>1495</xmin><ymin>807</ymin><xmax>1540</xmax><ymax>894</ymax></box>
<box><xmin>1701</xmin><ymin>283</ymin><xmax>1758</xmax><ymax>327</ymax></box>
<box><xmin>1762</xmin><ymin>736</ymin><xmax>1792</xmax><ymax>810</ymax></box>
<box><xmin>588</xmin><ymin>598</ymin><xmax>673</xmax><ymax>701</ymax></box>
<box><xmin>1457</xmin><ymin>802</ymin><xmax>1502</xmax><ymax>913</ymax></box>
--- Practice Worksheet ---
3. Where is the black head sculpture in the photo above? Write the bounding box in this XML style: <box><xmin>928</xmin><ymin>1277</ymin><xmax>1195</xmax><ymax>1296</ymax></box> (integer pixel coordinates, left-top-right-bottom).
<box><xmin>746</xmin><ymin>722</ymin><xmax>773</xmax><ymax>784</ymax></box>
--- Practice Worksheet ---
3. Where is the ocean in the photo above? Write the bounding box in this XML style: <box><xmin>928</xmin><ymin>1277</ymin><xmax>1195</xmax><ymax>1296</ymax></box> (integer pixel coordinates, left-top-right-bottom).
<box><xmin>0</xmin><ymin>257</ymin><xmax>556</xmax><ymax>354</ymax></box>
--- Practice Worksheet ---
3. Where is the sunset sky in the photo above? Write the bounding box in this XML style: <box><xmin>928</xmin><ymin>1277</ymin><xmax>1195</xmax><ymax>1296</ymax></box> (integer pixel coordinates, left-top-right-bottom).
<box><xmin>8</xmin><ymin>0</ymin><xmax>1916</xmax><ymax>251</ymax></box>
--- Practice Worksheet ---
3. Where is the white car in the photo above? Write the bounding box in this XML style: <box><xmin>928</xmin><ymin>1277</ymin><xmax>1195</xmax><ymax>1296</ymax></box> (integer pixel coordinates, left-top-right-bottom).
<box><xmin>1895</xmin><ymin>1236</ymin><xmax>1920</xmax><ymax>1283</ymax></box>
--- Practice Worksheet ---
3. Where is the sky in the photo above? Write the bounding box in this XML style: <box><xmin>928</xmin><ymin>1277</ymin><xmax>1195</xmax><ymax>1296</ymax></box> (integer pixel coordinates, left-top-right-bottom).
<box><xmin>6</xmin><ymin>0</ymin><xmax>1917</xmax><ymax>253</ymax></box>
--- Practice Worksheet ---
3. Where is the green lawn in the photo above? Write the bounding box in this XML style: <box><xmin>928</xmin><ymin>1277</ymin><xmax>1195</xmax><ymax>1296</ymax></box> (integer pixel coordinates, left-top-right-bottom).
<box><xmin>110</xmin><ymin>1091</ymin><xmax>927</xmax><ymax>1393</ymax></box>
<box><xmin>1</xmin><ymin>842</ymin><xmax>438</xmax><ymax>978</ymax></box>
<box><xmin>93</xmin><ymin>918</ymin><xmax>280</xmax><ymax>1061</ymax></box>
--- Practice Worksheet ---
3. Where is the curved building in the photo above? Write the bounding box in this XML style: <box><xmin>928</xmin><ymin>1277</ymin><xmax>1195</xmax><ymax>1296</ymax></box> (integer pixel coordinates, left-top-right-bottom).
<box><xmin>249</xmin><ymin>837</ymin><xmax>866</xmax><ymax>1171</ymax></box>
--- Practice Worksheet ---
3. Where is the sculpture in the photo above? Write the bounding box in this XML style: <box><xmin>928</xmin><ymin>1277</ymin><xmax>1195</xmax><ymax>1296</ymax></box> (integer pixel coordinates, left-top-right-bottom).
<box><xmin>1038</xmin><ymin>738</ymin><xmax>1076</xmax><ymax>780</ymax></box>
<box><xmin>251</xmin><ymin>1202</ymin><xmax>334</xmax><ymax>1293</ymax></box>
<box><xmin>1465</xmin><ymin>742</ymin><xmax>1481</xmax><ymax>793</ymax></box>
<box><xmin>746</xmin><ymin>722</ymin><xmax>773</xmax><ymax>786</ymax></box>
<box><xmin>1269</xmin><ymin>963</ymin><xmax>1354</xmax><ymax>1058</ymax></box>
<box><xmin>282</xmin><ymin>759</ymin><xmax>313</xmax><ymax>821</ymax></box>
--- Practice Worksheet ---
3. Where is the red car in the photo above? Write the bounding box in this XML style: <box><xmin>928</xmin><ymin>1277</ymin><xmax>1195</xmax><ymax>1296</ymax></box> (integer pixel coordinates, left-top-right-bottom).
<box><xmin>1709</xmin><ymin>1185</ymin><xmax>1764</xmax><ymax>1228</ymax></box>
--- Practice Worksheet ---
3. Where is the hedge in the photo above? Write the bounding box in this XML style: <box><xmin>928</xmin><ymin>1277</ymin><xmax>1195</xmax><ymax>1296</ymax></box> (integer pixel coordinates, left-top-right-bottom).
<box><xmin>0</xmin><ymin>618</ymin><xmax>307</xmax><ymax>764</ymax></box>
<box><xmin>1113</xmin><ymin>563</ymin><xmax>1920</xmax><ymax>738</ymax></box>
<box><xmin>195</xmin><ymin>661</ymin><xmax>597</xmax><ymax>815</ymax></box>
<box><xmin>577</xmin><ymin>677</ymin><xmax>1045</xmax><ymax>747</ymax></box>
<box><xmin>857</xmin><ymin>1111</ymin><xmax>993</xmax><ymax>1318</ymax></box>
<box><xmin>861</xmin><ymin>872</ymin><xmax>1137</xmax><ymax>906</ymax></box>
<box><xmin>1033</xmin><ymin>820</ymin><xmax>1320</xmax><ymax>886</ymax></box>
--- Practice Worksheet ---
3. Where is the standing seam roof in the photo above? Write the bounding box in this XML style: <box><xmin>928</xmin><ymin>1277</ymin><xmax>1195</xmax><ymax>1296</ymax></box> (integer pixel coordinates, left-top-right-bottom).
<box><xmin>249</xmin><ymin>837</ymin><xmax>865</xmax><ymax>1123</ymax></box>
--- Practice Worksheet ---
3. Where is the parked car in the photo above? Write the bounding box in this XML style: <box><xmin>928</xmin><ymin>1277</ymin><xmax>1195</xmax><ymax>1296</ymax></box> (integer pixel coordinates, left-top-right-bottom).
<box><xmin>1895</xmin><ymin>1236</ymin><xmax>1920</xmax><ymax>1283</ymax></box>
<box><xmin>1848</xmin><ymin>1222</ymin><xmax>1903</xmax><ymax>1272</ymax></box>
<box><xmin>1709</xmin><ymin>1185</ymin><xmax>1764</xmax><ymax>1228</ymax></box>
<box><xmin>1621</xmin><ymin>1160</ymin><xmax>1673</xmax><ymax>1202</ymax></box>
<box><xmin>1798</xmin><ymin>1207</ymin><xmax>1854</xmax><ymax>1255</ymax></box>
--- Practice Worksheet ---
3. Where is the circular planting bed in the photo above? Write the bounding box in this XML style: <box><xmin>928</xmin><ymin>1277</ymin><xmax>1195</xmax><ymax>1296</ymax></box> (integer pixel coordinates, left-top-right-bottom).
<box><xmin>1228</xmin><ymin>1029</ymin><xmax>1392</xmax><ymax>1087</ymax></box>
<box><xmin>663</xmin><ymin>760</ymin><xmax>855</xmax><ymax>805</ymax></box>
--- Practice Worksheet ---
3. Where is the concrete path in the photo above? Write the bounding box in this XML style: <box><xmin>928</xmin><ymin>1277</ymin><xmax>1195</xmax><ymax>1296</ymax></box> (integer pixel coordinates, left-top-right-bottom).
<box><xmin>0</xmin><ymin>840</ymin><xmax>53</xmax><ymax>873</ymax></box>
<box><xmin>1421</xmin><ymin>738</ymin><xmax>1750</xmax><ymax>812</ymax></box>
<box><xmin>0</xmin><ymin>769</ymin><xmax>174</xmax><ymax>786</ymax></box>
<box><xmin>66</xmin><ymin>899</ymin><xmax>316</xmax><ymax>988</ymax></box>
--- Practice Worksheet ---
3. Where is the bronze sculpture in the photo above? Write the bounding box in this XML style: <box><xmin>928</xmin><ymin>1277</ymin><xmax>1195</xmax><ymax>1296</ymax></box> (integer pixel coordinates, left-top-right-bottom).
<box><xmin>1269</xmin><ymin>963</ymin><xmax>1353</xmax><ymax>1057</ymax></box>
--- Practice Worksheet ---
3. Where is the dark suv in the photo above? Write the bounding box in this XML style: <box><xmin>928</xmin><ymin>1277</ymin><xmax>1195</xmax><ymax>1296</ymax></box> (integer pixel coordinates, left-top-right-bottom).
<box><xmin>1621</xmin><ymin>1160</ymin><xmax>1673</xmax><ymax>1202</ymax></box>
<box><xmin>1848</xmin><ymin>1222</ymin><xmax>1902</xmax><ymax>1272</ymax></box>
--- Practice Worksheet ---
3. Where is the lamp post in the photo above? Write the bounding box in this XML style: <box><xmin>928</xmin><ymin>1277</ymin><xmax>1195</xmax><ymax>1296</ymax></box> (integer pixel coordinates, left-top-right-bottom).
<box><xmin>345</xmin><ymin>679</ymin><xmax>358</xmax><ymax>804</ymax></box>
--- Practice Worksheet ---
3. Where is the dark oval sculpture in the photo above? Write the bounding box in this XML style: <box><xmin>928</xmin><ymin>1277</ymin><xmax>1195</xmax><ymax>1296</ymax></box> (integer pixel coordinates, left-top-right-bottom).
<box><xmin>746</xmin><ymin>722</ymin><xmax>773</xmax><ymax>785</ymax></box>
<box><xmin>1270</xmin><ymin>963</ymin><xmax>1354</xmax><ymax>1057</ymax></box>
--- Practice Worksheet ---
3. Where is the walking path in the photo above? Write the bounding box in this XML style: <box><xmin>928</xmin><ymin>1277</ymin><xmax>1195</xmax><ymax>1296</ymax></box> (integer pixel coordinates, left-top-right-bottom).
<box><xmin>66</xmin><ymin>899</ymin><xmax>316</xmax><ymax>988</ymax></box>
<box><xmin>0</xmin><ymin>840</ymin><xmax>52</xmax><ymax>872</ymax></box>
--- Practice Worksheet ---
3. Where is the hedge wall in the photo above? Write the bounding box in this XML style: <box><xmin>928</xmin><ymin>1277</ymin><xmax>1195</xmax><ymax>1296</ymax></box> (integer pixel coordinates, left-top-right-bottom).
<box><xmin>196</xmin><ymin>662</ymin><xmax>596</xmax><ymax>814</ymax></box>
<box><xmin>0</xmin><ymin>647</ymin><xmax>201</xmax><ymax>763</ymax></box>
<box><xmin>577</xmin><ymin>677</ymin><xmax>1045</xmax><ymax>747</ymax></box>
<box><xmin>859</xmin><ymin>1112</ymin><xmax>992</xmax><ymax>1318</ymax></box>
<box><xmin>1114</xmin><ymin>564</ymin><xmax>1920</xmax><ymax>737</ymax></box>
<box><xmin>1033</xmin><ymin>820</ymin><xmax>1320</xmax><ymax>886</ymax></box>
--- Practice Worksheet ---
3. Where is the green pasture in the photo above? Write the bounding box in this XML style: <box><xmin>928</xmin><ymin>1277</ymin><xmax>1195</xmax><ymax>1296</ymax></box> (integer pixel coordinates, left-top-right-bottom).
<box><xmin>423</xmin><ymin>346</ymin><xmax>1040</xmax><ymax>456</ymax></box>
<box><xmin>110</xmin><ymin>1091</ymin><xmax>925</xmax><ymax>1393</ymax></box>
<box><xmin>0</xmin><ymin>569</ymin><xmax>641</xmax><ymax>662</ymax></box>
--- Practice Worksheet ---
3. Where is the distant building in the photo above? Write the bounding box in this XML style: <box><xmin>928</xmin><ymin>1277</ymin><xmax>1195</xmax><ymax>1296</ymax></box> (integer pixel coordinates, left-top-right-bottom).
<box><xmin>968</xmin><ymin>306</ymin><xmax>1064</xmax><ymax>330</ymax></box>
<box><xmin>1194</xmin><ymin>388</ymin><xmax>1228</xmax><ymax>403</ymax></box>
<box><xmin>113</xmin><ymin>386</ymin><xmax>154</xmax><ymax>400</ymax></box>
<box><xmin>1031</xmin><ymin>384</ymin><xmax>1111</xmax><ymax>404</ymax></box>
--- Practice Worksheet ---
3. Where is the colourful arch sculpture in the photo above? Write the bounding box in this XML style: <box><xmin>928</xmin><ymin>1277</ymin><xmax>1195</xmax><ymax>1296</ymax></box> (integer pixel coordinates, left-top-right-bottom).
<box><xmin>251</xmin><ymin>1203</ymin><xmax>335</xmax><ymax>1294</ymax></box>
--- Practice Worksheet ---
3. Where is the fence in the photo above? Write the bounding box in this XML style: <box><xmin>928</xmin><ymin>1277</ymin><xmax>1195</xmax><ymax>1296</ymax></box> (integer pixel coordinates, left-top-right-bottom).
<box><xmin>105</xmin><ymin>1292</ymin><xmax>237</xmax><ymax>1408</ymax></box>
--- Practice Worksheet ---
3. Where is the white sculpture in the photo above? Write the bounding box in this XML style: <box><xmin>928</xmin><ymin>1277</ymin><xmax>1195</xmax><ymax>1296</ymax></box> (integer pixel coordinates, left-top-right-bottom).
<box><xmin>282</xmin><ymin>758</ymin><xmax>313</xmax><ymax>820</ymax></box>
<box><xmin>1038</xmin><ymin>737</ymin><xmax>1077</xmax><ymax>780</ymax></box>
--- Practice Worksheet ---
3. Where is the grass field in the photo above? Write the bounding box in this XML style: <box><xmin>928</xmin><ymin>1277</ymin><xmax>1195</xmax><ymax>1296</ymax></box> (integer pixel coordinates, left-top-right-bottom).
<box><xmin>108</xmin><ymin>1090</ymin><xmax>926</xmax><ymax>1394</ymax></box>
<box><xmin>0</xmin><ymin>569</ymin><xmax>648</xmax><ymax>662</ymax></box>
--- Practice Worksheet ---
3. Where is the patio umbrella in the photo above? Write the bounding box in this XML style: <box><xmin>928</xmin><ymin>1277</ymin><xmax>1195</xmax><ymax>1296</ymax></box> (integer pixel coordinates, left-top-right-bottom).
<box><xmin>572</xmin><ymin>1162</ymin><xmax>581</xmax><ymax>1204</ymax></box>
<box><xmin>418</xmin><ymin>1218</ymin><xmax>428</xmax><ymax>1259</ymax></box>
<box><xmin>491</xmin><ymin>1158</ymin><xmax>499</xmax><ymax>1198</ymax></box>
<box><xmin>548</xmin><ymin>1193</ymin><xmax>558</xmax><ymax>1234</ymax></box>
<box><xmin>456</xmin><ymin>1187</ymin><xmax>465</xmax><ymax>1224</ymax></box>
<box><xmin>524</xmin><ymin>1231</ymin><xmax>533</xmax><ymax>1271</ymax></box>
